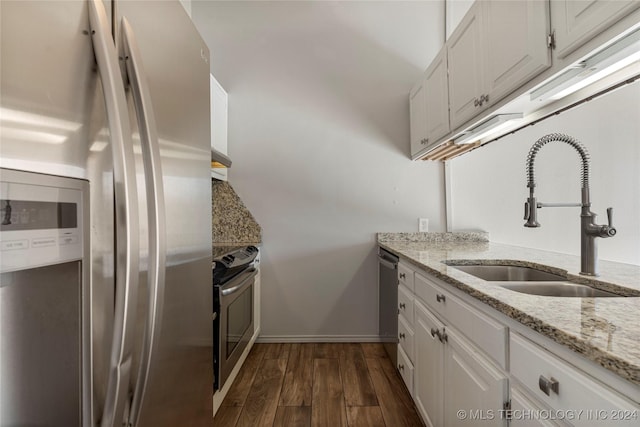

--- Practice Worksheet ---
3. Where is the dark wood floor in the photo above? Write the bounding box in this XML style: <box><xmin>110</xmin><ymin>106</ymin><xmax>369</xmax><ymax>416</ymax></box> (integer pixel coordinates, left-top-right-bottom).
<box><xmin>214</xmin><ymin>343</ymin><xmax>424</xmax><ymax>427</ymax></box>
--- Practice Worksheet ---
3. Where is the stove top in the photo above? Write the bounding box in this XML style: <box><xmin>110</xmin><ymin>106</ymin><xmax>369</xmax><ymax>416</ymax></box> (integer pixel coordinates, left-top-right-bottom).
<box><xmin>213</xmin><ymin>245</ymin><xmax>258</xmax><ymax>286</ymax></box>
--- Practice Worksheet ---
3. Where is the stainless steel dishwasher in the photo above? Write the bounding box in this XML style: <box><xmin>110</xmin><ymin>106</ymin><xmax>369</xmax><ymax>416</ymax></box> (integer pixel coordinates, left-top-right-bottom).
<box><xmin>378</xmin><ymin>248</ymin><xmax>399</xmax><ymax>365</ymax></box>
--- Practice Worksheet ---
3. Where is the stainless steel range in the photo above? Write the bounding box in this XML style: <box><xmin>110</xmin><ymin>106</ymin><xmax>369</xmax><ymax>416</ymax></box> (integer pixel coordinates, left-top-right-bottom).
<box><xmin>213</xmin><ymin>245</ymin><xmax>258</xmax><ymax>390</ymax></box>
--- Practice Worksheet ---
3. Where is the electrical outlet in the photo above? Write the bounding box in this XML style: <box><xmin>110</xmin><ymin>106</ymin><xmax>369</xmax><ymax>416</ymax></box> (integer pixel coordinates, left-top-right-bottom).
<box><xmin>419</xmin><ymin>218</ymin><xmax>429</xmax><ymax>232</ymax></box>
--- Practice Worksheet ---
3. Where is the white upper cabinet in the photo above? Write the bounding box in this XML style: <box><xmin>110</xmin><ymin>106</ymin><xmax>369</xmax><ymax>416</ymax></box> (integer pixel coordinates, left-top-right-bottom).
<box><xmin>447</xmin><ymin>1</ymin><xmax>487</xmax><ymax>131</ymax></box>
<box><xmin>448</xmin><ymin>0</ymin><xmax>551</xmax><ymax>131</ymax></box>
<box><xmin>210</xmin><ymin>74</ymin><xmax>228</xmax><ymax>180</ymax></box>
<box><xmin>410</xmin><ymin>45</ymin><xmax>450</xmax><ymax>157</ymax></box>
<box><xmin>409</xmin><ymin>76</ymin><xmax>428</xmax><ymax>156</ymax></box>
<box><xmin>484</xmin><ymin>0</ymin><xmax>551</xmax><ymax>107</ymax></box>
<box><xmin>551</xmin><ymin>0</ymin><xmax>640</xmax><ymax>60</ymax></box>
<box><xmin>410</xmin><ymin>0</ymin><xmax>639</xmax><ymax>158</ymax></box>
<box><xmin>424</xmin><ymin>46</ymin><xmax>450</xmax><ymax>148</ymax></box>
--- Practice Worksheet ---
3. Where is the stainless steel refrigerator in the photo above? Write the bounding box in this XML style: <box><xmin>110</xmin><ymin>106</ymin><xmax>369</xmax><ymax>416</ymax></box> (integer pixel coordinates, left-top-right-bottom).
<box><xmin>0</xmin><ymin>1</ymin><xmax>213</xmax><ymax>426</ymax></box>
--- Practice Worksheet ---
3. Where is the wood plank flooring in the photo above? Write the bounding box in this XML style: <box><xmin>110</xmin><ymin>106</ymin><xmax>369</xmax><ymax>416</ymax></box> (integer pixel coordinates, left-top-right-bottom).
<box><xmin>215</xmin><ymin>343</ymin><xmax>424</xmax><ymax>427</ymax></box>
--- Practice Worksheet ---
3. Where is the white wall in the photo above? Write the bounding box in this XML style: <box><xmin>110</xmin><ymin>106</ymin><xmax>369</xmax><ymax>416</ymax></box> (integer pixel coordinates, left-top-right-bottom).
<box><xmin>445</xmin><ymin>0</ymin><xmax>474</xmax><ymax>39</ymax></box>
<box><xmin>450</xmin><ymin>82</ymin><xmax>640</xmax><ymax>266</ymax></box>
<box><xmin>179</xmin><ymin>0</ymin><xmax>191</xmax><ymax>18</ymax></box>
<box><xmin>193</xmin><ymin>1</ymin><xmax>446</xmax><ymax>339</ymax></box>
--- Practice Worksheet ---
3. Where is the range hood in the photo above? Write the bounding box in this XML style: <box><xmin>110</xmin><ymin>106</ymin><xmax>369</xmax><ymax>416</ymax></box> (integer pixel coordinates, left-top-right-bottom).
<box><xmin>211</xmin><ymin>148</ymin><xmax>232</xmax><ymax>169</ymax></box>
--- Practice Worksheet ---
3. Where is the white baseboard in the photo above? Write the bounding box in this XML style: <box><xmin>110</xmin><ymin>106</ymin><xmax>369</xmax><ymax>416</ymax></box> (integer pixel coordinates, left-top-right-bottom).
<box><xmin>255</xmin><ymin>335</ymin><xmax>382</xmax><ymax>343</ymax></box>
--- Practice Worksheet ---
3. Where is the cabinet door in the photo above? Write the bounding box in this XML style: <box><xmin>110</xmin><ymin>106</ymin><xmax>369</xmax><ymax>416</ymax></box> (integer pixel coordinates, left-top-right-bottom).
<box><xmin>447</xmin><ymin>1</ymin><xmax>486</xmax><ymax>131</ymax></box>
<box><xmin>510</xmin><ymin>386</ymin><xmax>565</xmax><ymax>427</ymax></box>
<box><xmin>484</xmin><ymin>0</ymin><xmax>551</xmax><ymax>106</ymax></box>
<box><xmin>551</xmin><ymin>0</ymin><xmax>640</xmax><ymax>60</ymax></box>
<box><xmin>414</xmin><ymin>301</ymin><xmax>444</xmax><ymax>427</ymax></box>
<box><xmin>211</xmin><ymin>74</ymin><xmax>228</xmax><ymax>180</ymax></box>
<box><xmin>409</xmin><ymin>75</ymin><xmax>428</xmax><ymax>156</ymax></box>
<box><xmin>444</xmin><ymin>328</ymin><xmax>508</xmax><ymax>427</ymax></box>
<box><xmin>424</xmin><ymin>46</ymin><xmax>450</xmax><ymax>146</ymax></box>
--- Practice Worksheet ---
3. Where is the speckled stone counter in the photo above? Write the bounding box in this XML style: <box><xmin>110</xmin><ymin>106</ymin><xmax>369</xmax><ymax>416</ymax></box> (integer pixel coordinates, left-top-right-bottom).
<box><xmin>378</xmin><ymin>233</ymin><xmax>640</xmax><ymax>385</ymax></box>
<box><xmin>212</xmin><ymin>181</ymin><xmax>262</xmax><ymax>244</ymax></box>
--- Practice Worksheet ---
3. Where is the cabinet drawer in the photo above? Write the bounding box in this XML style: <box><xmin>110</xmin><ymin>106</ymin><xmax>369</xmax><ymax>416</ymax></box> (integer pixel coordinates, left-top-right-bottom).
<box><xmin>398</xmin><ymin>284</ymin><xmax>414</xmax><ymax>326</ymax></box>
<box><xmin>397</xmin><ymin>345</ymin><xmax>414</xmax><ymax>396</ymax></box>
<box><xmin>398</xmin><ymin>262</ymin><xmax>414</xmax><ymax>292</ymax></box>
<box><xmin>510</xmin><ymin>385</ymin><xmax>567</xmax><ymax>427</ymax></box>
<box><xmin>415</xmin><ymin>271</ymin><xmax>507</xmax><ymax>368</ymax></box>
<box><xmin>445</xmin><ymin>294</ymin><xmax>507</xmax><ymax>370</ymax></box>
<box><xmin>510</xmin><ymin>333</ymin><xmax>639</xmax><ymax>426</ymax></box>
<box><xmin>398</xmin><ymin>314</ymin><xmax>415</xmax><ymax>363</ymax></box>
<box><xmin>415</xmin><ymin>271</ymin><xmax>449</xmax><ymax>318</ymax></box>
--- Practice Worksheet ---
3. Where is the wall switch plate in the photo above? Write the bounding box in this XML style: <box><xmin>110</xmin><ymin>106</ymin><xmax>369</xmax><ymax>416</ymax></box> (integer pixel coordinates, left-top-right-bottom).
<box><xmin>419</xmin><ymin>218</ymin><xmax>429</xmax><ymax>232</ymax></box>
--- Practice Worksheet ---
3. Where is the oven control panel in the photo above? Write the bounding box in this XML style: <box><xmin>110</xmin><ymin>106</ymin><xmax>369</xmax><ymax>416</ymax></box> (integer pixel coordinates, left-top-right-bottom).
<box><xmin>214</xmin><ymin>245</ymin><xmax>258</xmax><ymax>269</ymax></box>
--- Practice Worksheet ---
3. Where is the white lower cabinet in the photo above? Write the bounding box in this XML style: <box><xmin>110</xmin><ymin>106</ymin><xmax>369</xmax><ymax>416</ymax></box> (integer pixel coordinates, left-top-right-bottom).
<box><xmin>397</xmin><ymin>345</ymin><xmax>415</xmax><ymax>396</ymax></box>
<box><xmin>511</xmin><ymin>333</ymin><xmax>639</xmax><ymax>427</ymax></box>
<box><xmin>445</xmin><ymin>327</ymin><xmax>509</xmax><ymax>427</ymax></box>
<box><xmin>415</xmin><ymin>300</ymin><xmax>445</xmax><ymax>427</ymax></box>
<box><xmin>397</xmin><ymin>277</ymin><xmax>416</xmax><ymax>396</ymax></box>
<box><xmin>414</xmin><ymin>299</ymin><xmax>508</xmax><ymax>427</ymax></box>
<box><xmin>386</xmin><ymin>251</ymin><xmax>640</xmax><ymax>427</ymax></box>
<box><xmin>510</xmin><ymin>385</ymin><xmax>567</xmax><ymax>427</ymax></box>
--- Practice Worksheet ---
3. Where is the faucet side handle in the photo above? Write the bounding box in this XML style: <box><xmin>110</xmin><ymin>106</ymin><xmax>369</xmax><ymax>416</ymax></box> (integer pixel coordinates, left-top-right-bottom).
<box><xmin>605</xmin><ymin>207</ymin><xmax>616</xmax><ymax>237</ymax></box>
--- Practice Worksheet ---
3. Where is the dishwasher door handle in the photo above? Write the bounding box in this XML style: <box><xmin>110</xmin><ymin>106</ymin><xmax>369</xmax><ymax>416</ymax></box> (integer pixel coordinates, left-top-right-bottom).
<box><xmin>378</xmin><ymin>257</ymin><xmax>398</xmax><ymax>270</ymax></box>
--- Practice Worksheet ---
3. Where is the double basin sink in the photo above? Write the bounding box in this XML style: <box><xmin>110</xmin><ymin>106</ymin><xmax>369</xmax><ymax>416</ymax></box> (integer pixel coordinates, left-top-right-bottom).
<box><xmin>448</xmin><ymin>264</ymin><xmax>625</xmax><ymax>298</ymax></box>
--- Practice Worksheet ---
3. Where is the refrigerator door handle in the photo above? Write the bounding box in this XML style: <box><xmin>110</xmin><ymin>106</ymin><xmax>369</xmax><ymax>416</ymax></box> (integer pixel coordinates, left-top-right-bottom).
<box><xmin>88</xmin><ymin>1</ymin><xmax>141</xmax><ymax>427</ymax></box>
<box><xmin>120</xmin><ymin>17</ymin><xmax>168</xmax><ymax>427</ymax></box>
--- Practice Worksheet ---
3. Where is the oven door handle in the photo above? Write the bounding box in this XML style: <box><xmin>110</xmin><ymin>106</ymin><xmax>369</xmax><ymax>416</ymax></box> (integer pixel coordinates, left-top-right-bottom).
<box><xmin>221</xmin><ymin>268</ymin><xmax>257</xmax><ymax>296</ymax></box>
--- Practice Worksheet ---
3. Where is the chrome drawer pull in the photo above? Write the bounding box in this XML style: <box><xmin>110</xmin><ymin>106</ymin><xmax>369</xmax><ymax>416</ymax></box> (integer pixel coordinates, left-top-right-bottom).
<box><xmin>399</xmin><ymin>333</ymin><xmax>405</xmax><ymax>339</ymax></box>
<box><xmin>398</xmin><ymin>364</ymin><xmax>405</xmax><ymax>371</ymax></box>
<box><xmin>436</xmin><ymin>294</ymin><xmax>446</xmax><ymax>303</ymax></box>
<box><xmin>539</xmin><ymin>375</ymin><xmax>559</xmax><ymax>396</ymax></box>
<box><xmin>399</xmin><ymin>273</ymin><xmax>406</xmax><ymax>279</ymax></box>
<box><xmin>430</xmin><ymin>328</ymin><xmax>445</xmax><ymax>343</ymax></box>
<box><xmin>399</xmin><ymin>303</ymin><xmax>406</xmax><ymax>310</ymax></box>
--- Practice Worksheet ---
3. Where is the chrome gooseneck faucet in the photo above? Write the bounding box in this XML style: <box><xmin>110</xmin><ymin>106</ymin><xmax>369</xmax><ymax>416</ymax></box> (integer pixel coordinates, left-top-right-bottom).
<box><xmin>523</xmin><ymin>133</ymin><xmax>616</xmax><ymax>276</ymax></box>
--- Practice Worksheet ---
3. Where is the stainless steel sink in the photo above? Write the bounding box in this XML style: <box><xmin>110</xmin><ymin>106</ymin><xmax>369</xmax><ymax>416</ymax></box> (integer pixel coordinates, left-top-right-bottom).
<box><xmin>448</xmin><ymin>263</ymin><xmax>627</xmax><ymax>297</ymax></box>
<box><xmin>450</xmin><ymin>264</ymin><xmax>566</xmax><ymax>282</ymax></box>
<box><xmin>499</xmin><ymin>282</ymin><xmax>622</xmax><ymax>298</ymax></box>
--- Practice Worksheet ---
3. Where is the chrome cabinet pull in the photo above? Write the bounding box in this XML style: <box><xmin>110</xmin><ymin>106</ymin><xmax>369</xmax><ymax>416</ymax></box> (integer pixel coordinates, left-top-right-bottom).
<box><xmin>429</xmin><ymin>327</ymin><xmax>447</xmax><ymax>343</ymax></box>
<box><xmin>398</xmin><ymin>364</ymin><xmax>405</xmax><ymax>371</ymax></box>
<box><xmin>436</xmin><ymin>294</ymin><xmax>446</xmax><ymax>303</ymax></box>
<box><xmin>399</xmin><ymin>333</ymin><xmax>405</xmax><ymax>339</ymax></box>
<box><xmin>399</xmin><ymin>272</ymin><xmax>406</xmax><ymax>279</ymax></box>
<box><xmin>538</xmin><ymin>375</ymin><xmax>559</xmax><ymax>396</ymax></box>
<box><xmin>399</xmin><ymin>302</ymin><xmax>406</xmax><ymax>310</ymax></box>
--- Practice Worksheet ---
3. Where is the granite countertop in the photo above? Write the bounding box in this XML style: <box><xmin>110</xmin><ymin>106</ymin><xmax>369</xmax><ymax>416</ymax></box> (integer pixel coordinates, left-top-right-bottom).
<box><xmin>378</xmin><ymin>233</ymin><xmax>640</xmax><ymax>385</ymax></box>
